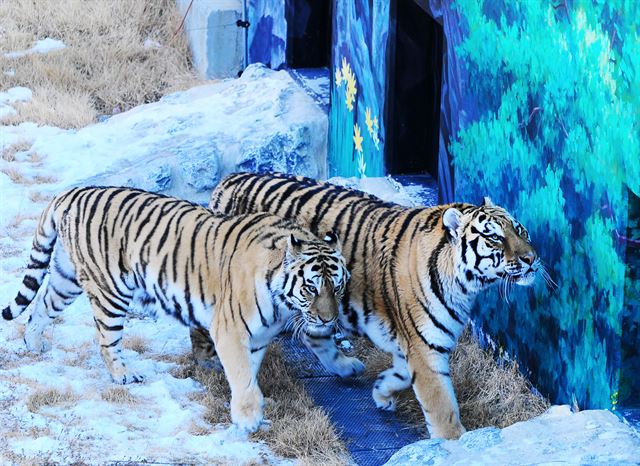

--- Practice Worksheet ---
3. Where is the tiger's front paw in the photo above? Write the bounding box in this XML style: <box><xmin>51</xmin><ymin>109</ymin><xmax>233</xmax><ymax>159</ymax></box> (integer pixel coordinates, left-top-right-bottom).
<box><xmin>231</xmin><ymin>391</ymin><xmax>264</xmax><ymax>434</ymax></box>
<box><xmin>111</xmin><ymin>371</ymin><xmax>145</xmax><ymax>385</ymax></box>
<box><xmin>430</xmin><ymin>420</ymin><xmax>466</xmax><ymax>440</ymax></box>
<box><xmin>372</xmin><ymin>388</ymin><xmax>397</xmax><ymax>412</ymax></box>
<box><xmin>330</xmin><ymin>355</ymin><xmax>365</xmax><ymax>378</ymax></box>
<box><xmin>23</xmin><ymin>332</ymin><xmax>51</xmax><ymax>354</ymax></box>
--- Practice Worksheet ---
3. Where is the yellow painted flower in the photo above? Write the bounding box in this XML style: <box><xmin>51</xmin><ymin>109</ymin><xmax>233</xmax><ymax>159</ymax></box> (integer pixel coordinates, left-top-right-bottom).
<box><xmin>335</xmin><ymin>68</ymin><xmax>343</xmax><ymax>87</ymax></box>
<box><xmin>339</xmin><ymin>56</ymin><xmax>357</xmax><ymax>112</ymax></box>
<box><xmin>341</xmin><ymin>57</ymin><xmax>350</xmax><ymax>83</ymax></box>
<box><xmin>365</xmin><ymin>107</ymin><xmax>374</xmax><ymax>135</ymax></box>
<box><xmin>353</xmin><ymin>123</ymin><xmax>363</xmax><ymax>153</ymax></box>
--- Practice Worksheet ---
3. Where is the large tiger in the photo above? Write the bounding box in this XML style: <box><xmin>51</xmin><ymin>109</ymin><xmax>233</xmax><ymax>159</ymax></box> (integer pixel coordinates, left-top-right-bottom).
<box><xmin>209</xmin><ymin>172</ymin><xmax>544</xmax><ymax>439</ymax></box>
<box><xmin>2</xmin><ymin>186</ymin><xmax>349</xmax><ymax>433</ymax></box>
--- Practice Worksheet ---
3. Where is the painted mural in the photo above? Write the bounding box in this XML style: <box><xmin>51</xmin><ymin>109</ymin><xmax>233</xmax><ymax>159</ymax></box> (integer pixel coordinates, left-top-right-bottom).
<box><xmin>435</xmin><ymin>0</ymin><xmax>640</xmax><ymax>409</ymax></box>
<box><xmin>328</xmin><ymin>0</ymin><xmax>387</xmax><ymax>178</ymax></box>
<box><xmin>247</xmin><ymin>0</ymin><xmax>286</xmax><ymax>69</ymax></box>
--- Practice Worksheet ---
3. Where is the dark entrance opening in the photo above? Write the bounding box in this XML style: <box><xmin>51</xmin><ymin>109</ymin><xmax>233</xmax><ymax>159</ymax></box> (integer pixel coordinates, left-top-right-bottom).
<box><xmin>387</xmin><ymin>0</ymin><xmax>444</xmax><ymax>180</ymax></box>
<box><xmin>285</xmin><ymin>0</ymin><xmax>332</xmax><ymax>68</ymax></box>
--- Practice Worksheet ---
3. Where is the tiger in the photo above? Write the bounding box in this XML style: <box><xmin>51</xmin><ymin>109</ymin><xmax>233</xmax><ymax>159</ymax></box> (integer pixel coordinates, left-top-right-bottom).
<box><xmin>2</xmin><ymin>186</ymin><xmax>349</xmax><ymax>433</ymax></box>
<box><xmin>208</xmin><ymin>172</ymin><xmax>544</xmax><ymax>439</ymax></box>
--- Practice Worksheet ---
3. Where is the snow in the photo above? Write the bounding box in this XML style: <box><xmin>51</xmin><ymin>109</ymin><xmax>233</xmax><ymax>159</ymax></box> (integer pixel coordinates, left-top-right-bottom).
<box><xmin>4</xmin><ymin>38</ymin><xmax>66</xmax><ymax>59</ymax></box>
<box><xmin>1</xmin><ymin>60</ymin><xmax>638</xmax><ymax>464</ymax></box>
<box><xmin>0</xmin><ymin>86</ymin><xmax>32</xmax><ymax>119</ymax></box>
<box><xmin>386</xmin><ymin>406</ymin><xmax>640</xmax><ymax>465</ymax></box>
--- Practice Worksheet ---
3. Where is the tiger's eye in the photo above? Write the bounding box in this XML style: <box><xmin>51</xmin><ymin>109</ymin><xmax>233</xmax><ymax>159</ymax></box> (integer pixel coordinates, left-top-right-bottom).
<box><xmin>305</xmin><ymin>285</ymin><xmax>317</xmax><ymax>295</ymax></box>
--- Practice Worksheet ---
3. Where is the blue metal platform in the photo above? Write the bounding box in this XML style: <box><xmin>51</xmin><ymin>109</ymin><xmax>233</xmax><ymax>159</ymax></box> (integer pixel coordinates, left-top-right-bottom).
<box><xmin>280</xmin><ymin>338</ymin><xmax>423</xmax><ymax>465</ymax></box>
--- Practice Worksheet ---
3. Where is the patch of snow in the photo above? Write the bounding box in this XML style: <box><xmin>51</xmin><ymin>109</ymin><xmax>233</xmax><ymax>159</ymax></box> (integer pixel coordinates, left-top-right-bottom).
<box><xmin>328</xmin><ymin>175</ymin><xmax>421</xmax><ymax>206</ymax></box>
<box><xmin>0</xmin><ymin>86</ymin><xmax>32</xmax><ymax>104</ymax></box>
<box><xmin>0</xmin><ymin>86</ymin><xmax>32</xmax><ymax>120</ymax></box>
<box><xmin>5</xmin><ymin>38</ymin><xmax>66</xmax><ymax>59</ymax></box>
<box><xmin>385</xmin><ymin>406</ymin><xmax>640</xmax><ymax>466</ymax></box>
<box><xmin>143</xmin><ymin>38</ymin><xmax>161</xmax><ymax>49</ymax></box>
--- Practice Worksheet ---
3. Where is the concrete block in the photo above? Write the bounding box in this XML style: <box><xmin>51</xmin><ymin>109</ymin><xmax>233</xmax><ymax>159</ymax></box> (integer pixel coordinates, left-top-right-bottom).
<box><xmin>177</xmin><ymin>0</ymin><xmax>245</xmax><ymax>79</ymax></box>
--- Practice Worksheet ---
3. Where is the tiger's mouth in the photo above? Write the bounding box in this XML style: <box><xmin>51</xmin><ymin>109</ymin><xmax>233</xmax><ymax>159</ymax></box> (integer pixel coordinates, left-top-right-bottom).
<box><xmin>304</xmin><ymin>319</ymin><xmax>337</xmax><ymax>337</ymax></box>
<box><xmin>509</xmin><ymin>268</ymin><xmax>538</xmax><ymax>286</ymax></box>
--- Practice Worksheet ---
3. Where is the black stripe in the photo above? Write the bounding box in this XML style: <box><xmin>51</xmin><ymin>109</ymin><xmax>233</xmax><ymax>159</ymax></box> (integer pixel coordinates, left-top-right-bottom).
<box><xmin>428</xmin><ymin>236</ymin><xmax>464</xmax><ymax>325</ymax></box>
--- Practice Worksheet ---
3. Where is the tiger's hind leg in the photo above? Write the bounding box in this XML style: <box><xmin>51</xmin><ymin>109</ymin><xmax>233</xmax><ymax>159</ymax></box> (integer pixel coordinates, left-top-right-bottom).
<box><xmin>372</xmin><ymin>353</ymin><xmax>411</xmax><ymax>411</ymax></box>
<box><xmin>23</xmin><ymin>245</ymin><xmax>83</xmax><ymax>353</ymax></box>
<box><xmin>190</xmin><ymin>326</ymin><xmax>222</xmax><ymax>371</ymax></box>
<box><xmin>303</xmin><ymin>331</ymin><xmax>365</xmax><ymax>378</ymax></box>
<box><xmin>87</xmin><ymin>290</ymin><xmax>142</xmax><ymax>384</ymax></box>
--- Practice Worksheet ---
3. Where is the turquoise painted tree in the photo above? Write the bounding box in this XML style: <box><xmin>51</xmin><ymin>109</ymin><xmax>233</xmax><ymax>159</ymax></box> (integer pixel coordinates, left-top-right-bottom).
<box><xmin>450</xmin><ymin>0</ymin><xmax>640</xmax><ymax>407</ymax></box>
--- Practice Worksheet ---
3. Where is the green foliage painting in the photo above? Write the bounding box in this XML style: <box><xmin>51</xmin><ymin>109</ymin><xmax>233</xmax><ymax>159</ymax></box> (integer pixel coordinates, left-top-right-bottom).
<box><xmin>449</xmin><ymin>0</ymin><xmax>640</xmax><ymax>408</ymax></box>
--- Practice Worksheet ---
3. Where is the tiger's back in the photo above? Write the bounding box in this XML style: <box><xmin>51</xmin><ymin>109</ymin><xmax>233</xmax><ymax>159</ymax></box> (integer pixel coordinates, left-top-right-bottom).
<box><xmin>210</xmin><ymin>172</ymin><xmax>542</xmax><ymax>439</ymax></box>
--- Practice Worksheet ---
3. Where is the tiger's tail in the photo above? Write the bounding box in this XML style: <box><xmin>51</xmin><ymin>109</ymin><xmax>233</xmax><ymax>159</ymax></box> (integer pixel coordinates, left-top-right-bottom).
<box><xmin>2</xmin><ymin>199</ymin><xmax>58</xmax><ymax>321</ymax></box>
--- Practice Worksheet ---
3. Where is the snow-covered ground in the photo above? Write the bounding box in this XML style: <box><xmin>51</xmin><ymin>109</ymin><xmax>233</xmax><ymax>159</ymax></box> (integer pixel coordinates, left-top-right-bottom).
<box><xmin>387</xmin><ymin>405</ymin><xmax>640</xmax><ymax>465</ymax></box>
<box><xmin>1</xmin><ymin>54</ymin><xmax>639</xmax><ymax>464</ymax></box>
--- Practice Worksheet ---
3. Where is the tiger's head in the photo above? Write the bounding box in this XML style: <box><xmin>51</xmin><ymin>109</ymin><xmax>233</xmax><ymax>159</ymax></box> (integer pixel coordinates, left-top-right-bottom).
<box><xmin>282</xmin><ymin>231</ymin><xmax>349</xmax><ymax>337</ymax></box>
<box><xmin>442</xmin><ymin>198</ymin><xmax>542</xmax><ymax>294</ymax></box>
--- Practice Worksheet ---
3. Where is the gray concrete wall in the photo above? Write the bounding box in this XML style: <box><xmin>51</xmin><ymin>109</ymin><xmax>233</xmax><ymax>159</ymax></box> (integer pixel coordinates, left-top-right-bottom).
<box><xmin>177</xmin><ymin>0</ymin><xmax>245</xmax><ymax>79</ymax></box>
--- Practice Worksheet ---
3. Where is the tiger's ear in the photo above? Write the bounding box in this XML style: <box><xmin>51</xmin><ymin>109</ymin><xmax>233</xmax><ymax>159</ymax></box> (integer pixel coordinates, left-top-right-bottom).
<box><xmin>482</xmin><ymin>197</ymin><xmax>494</xmax><ymax>207</ymax></box>
<box><xmin>285</xmin><ymin>234</ymin><xmax>303</xmax><ymax>264</ymax></box>
<box><xmin>442</xmin><ymin>208</ymin><xmax>463</xmax><ymax>242</ymax></box>
<box><xmin>323</xmin><ymin>230</ymin><xmax>341</xmax><ymax>252</ymax></box>
<box><xmin>288</xmin><ymin>234</ymin><xmax>303</xmax><ymax>253</ymax></box>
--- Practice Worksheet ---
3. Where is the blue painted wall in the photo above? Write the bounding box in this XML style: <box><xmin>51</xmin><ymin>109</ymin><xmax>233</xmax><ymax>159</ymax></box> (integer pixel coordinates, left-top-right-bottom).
<box><xmin>435</xmin><ymin>0</ymin><xmax>640</xmax><ymax>409</ymax></box>
<box><xmin>248</xmin><ymin>0</ymin><xmax>286</xmax><ymax>69</ymax></box>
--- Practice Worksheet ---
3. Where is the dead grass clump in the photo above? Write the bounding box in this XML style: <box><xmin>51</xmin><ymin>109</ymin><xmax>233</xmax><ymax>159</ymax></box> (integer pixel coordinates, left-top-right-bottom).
<box><xmin>101</xmin><ymin>386</ymin><xmax>137</xmax><ymax>405</ymax></box>
<box><xmin>1</xmin><ymin>140</ymin><xmax>32</xmax><ymax>161</ymax></box>
<box><xmin>122</xmin><ymin>335</ymin><xmax>150</xmax><ymax>354</ymax></box>
<box><xmin>353</xmin><ymin>327</ymin><xmax>549</xmax><ymax>432</ymax></box>
<box><xmin>26</xmin><ymin>152</ymin><xmax>44</xmax><ymax>165</ymax></box>
<box><xmin>27</xmin><ymin>387</ymin><xmax>78</xmax><ymax>412</ymax></box>
<box><xmin>179</xmin><ymin>344</ymin><xmax>349</xmax><ymax>465</ymax></box>
<box><xmin>0</xmin><ymin>0</ymin><xmax>201</xmax><ymax>129</ymax></box>
<box><xmin>0</xmin><ymin>168</ymin><xmax>56</xmax><ymax>185</ymax></box>
<box><xmin>1</xmin><ymin>167</ymin><xmax>30</xmax><ymax>184</ymax></box>
<box><xmin>450</xmin><ymin>328</ymin><xmax>550</xmax><ymax>429</ymax></box>
<box><xmin>28</xmin><ymin>190</ymin><xmax>52</xmax><ymax>204</ymax></box>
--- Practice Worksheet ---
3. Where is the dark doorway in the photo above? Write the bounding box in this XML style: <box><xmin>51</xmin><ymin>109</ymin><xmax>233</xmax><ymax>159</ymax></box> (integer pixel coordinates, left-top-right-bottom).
<box><xmin>285</xmin><ymin>0</ymin><xmax>332</xmax><ymax>68</ymax></box>
<box><xmin>387</xmin><ymin>0</ymin><xmax>443</xmax><ymax>179</ymax></box>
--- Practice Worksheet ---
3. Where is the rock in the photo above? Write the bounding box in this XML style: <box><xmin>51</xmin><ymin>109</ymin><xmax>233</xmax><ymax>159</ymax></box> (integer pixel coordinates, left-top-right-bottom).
<box><xmin>64</xmin><ymin>64</ymin><xmax>326</xmax><ymax>204</ymax></box>
<box><xmin>385</xmin><ymin>439</ymin><xmax>449</xmax><ymax>466</ymax></box>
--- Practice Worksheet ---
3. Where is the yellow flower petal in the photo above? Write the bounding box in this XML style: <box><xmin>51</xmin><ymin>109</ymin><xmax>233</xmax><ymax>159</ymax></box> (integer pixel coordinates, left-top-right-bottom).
<box><xmin>354</xmin><ymin>123</ymin><xmax>364</xmax><ymax>153</ymax></box>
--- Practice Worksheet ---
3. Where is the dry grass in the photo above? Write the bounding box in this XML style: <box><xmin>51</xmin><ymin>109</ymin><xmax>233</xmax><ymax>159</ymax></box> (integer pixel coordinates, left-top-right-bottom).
<box><xmin>101</xmin><ymin>386</ymin><xmax>137</xmax><ymax>405</ymax></box>
<box><xmin>175</xmin><ymin>343</ymin><xmax>350</xmax><ymax>465</ymax></box>
<box><xmin>122</xmin><ymin>335</ymin><xmax>150</xmax><ymax>354</ymax></box>
<box><xmin>28</xmin><ymin>190</ymin><xmax>52</xmax><ymax>203</ymax></box>
<box><xmin>1</xmin><ymin>140</ymin><xmax>32</xmax><ymax>161</ymax></box>
<box><xmin>26</xmin><ymin>387</ymin><xmax>78</xmax><ymax>412</ymax></box>
<box><xmin>354</xmin><ymin>327</ymin><xmax>550</xmax><ymax>432</ymax></box>
<box><xmin>0</xmin><ymin>167</ymin><xmax>56</xmax><ymax>185</ymax></box>
<box><xmin>0</xmin><ymin>0</ymin><xmax>202</xmax><ymax>129</ymax></box>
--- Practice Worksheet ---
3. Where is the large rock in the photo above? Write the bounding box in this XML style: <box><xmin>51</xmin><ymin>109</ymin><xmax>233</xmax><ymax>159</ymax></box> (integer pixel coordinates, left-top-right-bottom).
<box><xmin>71</xmin><ymin>63</ymin><xmax>327</xmax><ymax>204</ymax></box>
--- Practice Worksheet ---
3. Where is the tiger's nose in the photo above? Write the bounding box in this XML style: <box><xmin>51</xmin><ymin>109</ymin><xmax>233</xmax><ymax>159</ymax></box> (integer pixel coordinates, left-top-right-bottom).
<box><xmin>520</xmin><ymin>252</ymin><xmax>536</xmax><ymax>265</ymax></box>
<box><xmin>318</xmin><ymin>315</ymin><xmax>333</xmax><ymax>325</ymax></box>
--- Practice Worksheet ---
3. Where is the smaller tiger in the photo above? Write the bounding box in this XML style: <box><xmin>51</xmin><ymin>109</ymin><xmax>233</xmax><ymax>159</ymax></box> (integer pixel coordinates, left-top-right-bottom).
<box><xmin>2</xmin><ymin>187</ymin><xmax>349</xmax><ymax>433</ymax></box>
